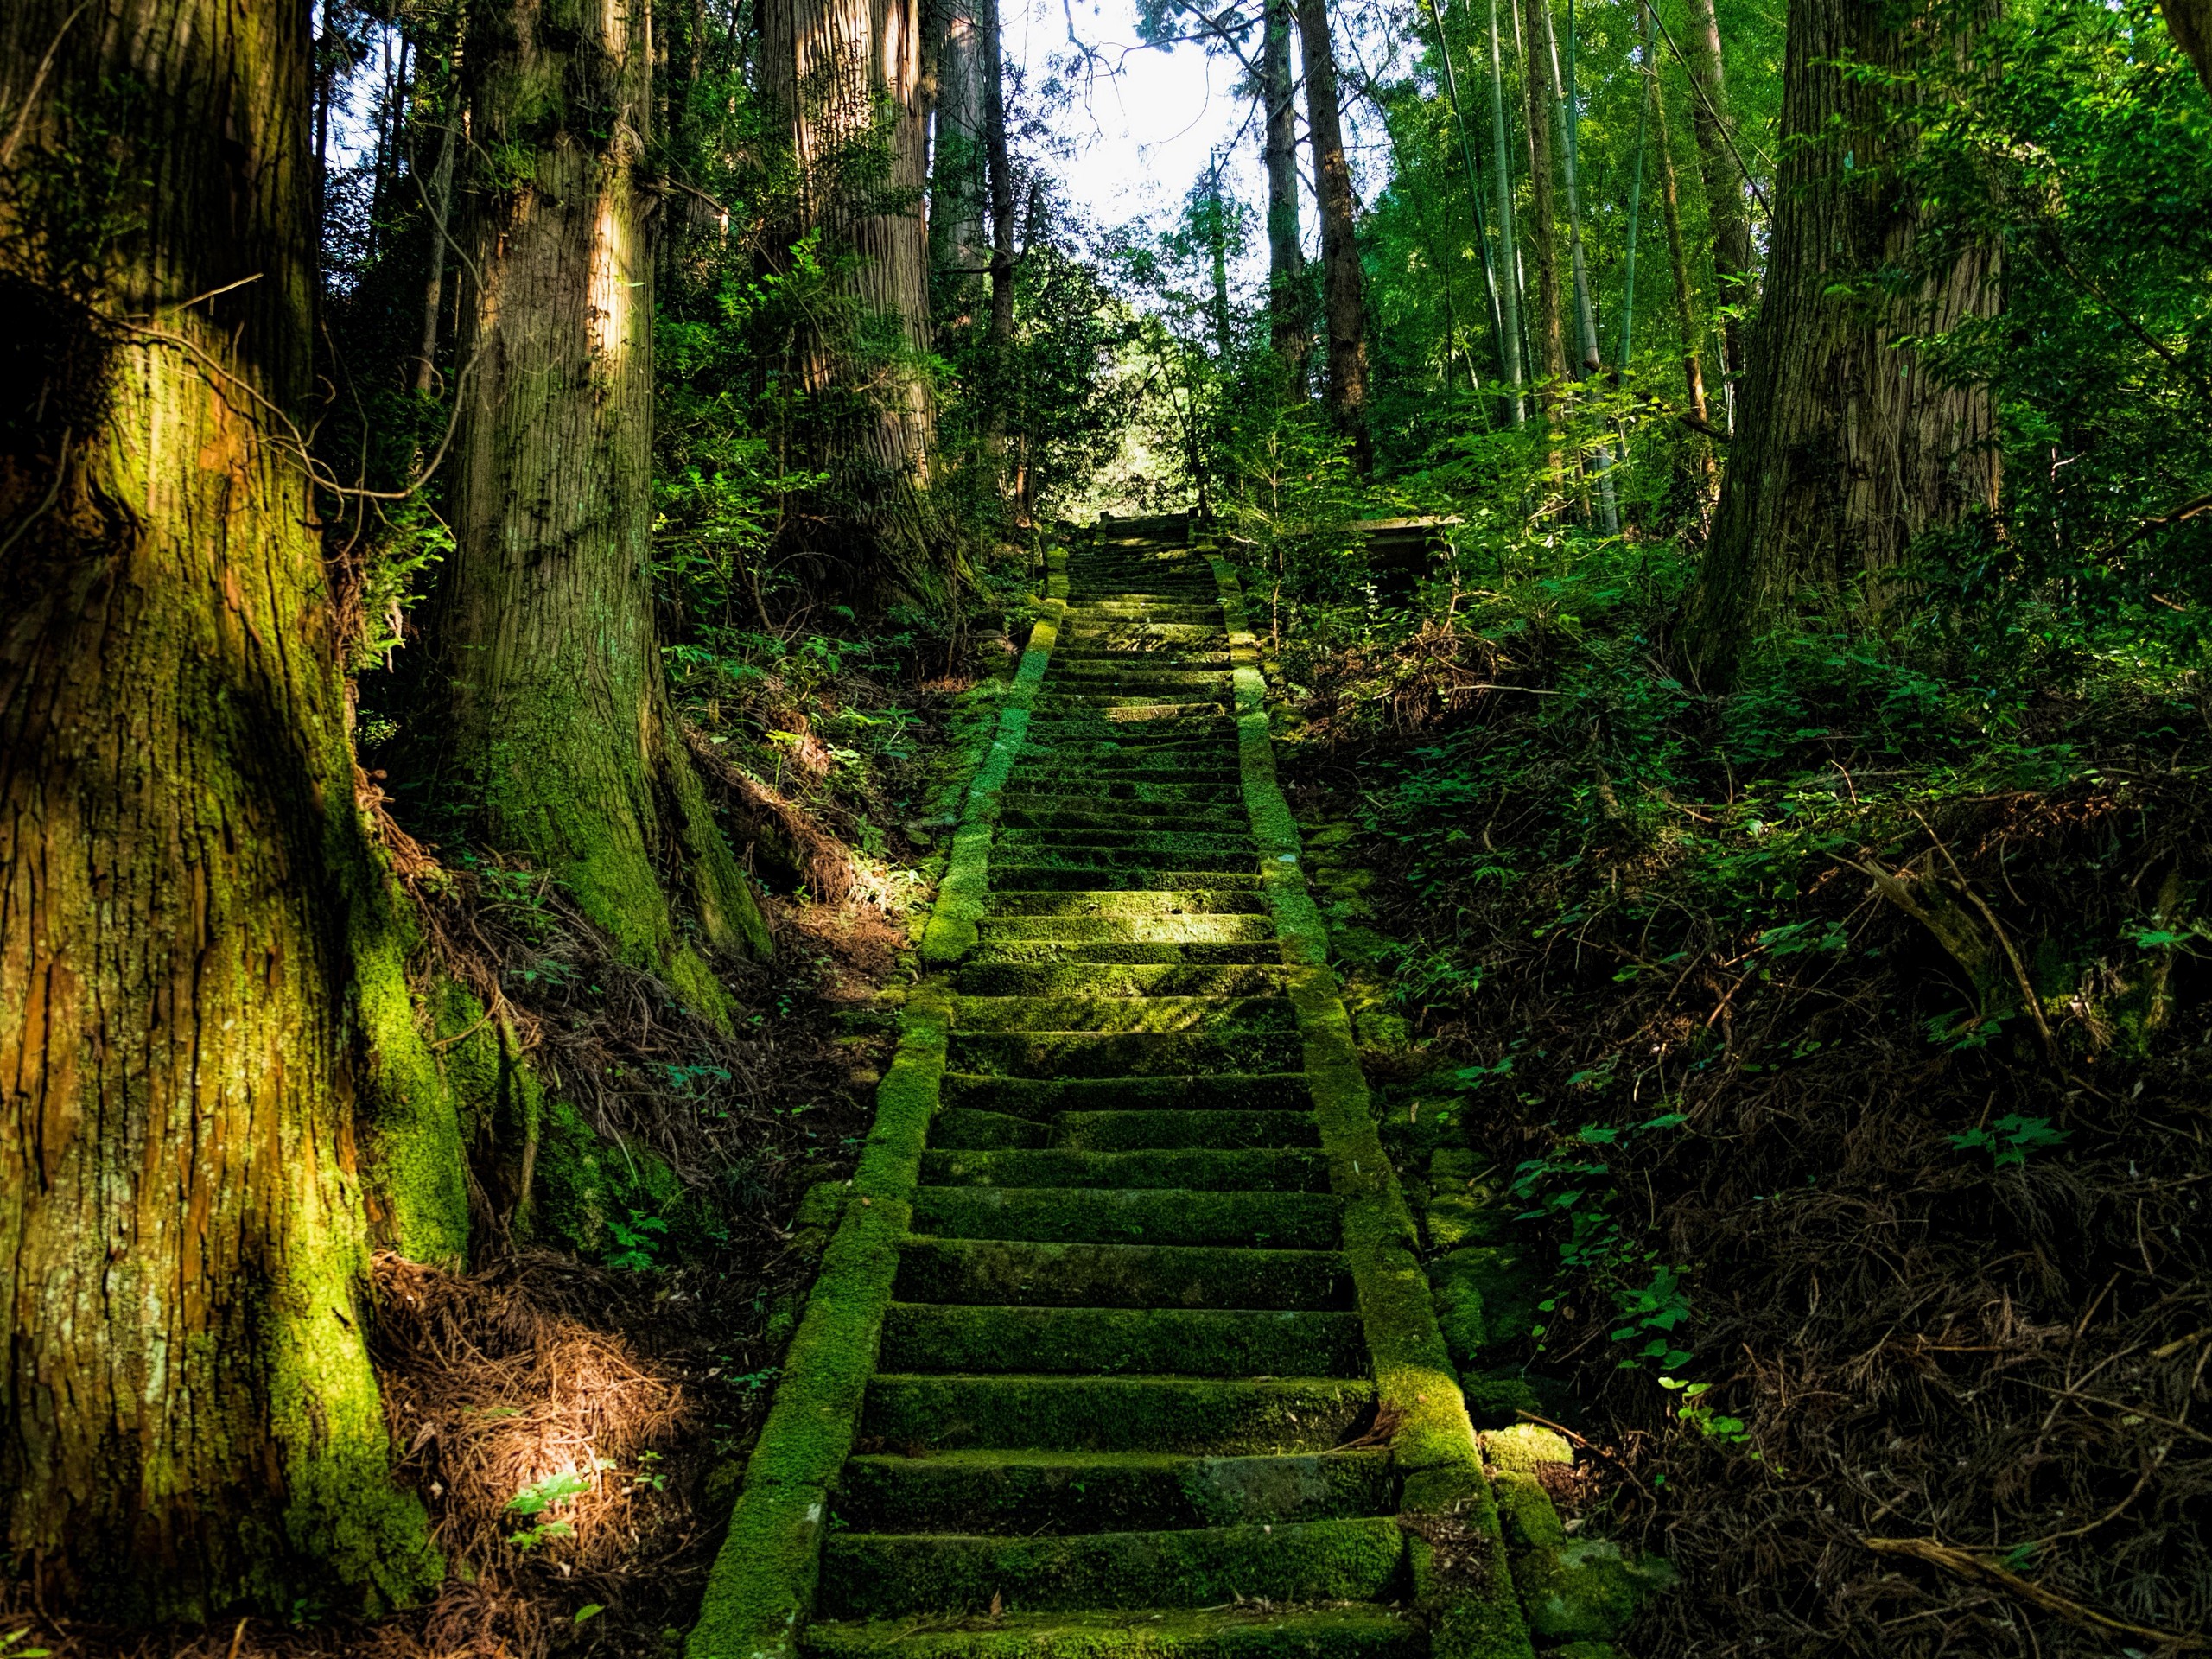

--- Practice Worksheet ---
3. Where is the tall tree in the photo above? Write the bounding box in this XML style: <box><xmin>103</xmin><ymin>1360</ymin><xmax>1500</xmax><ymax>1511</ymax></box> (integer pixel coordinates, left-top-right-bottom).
<box><xmin>1261</xmin><ymin>0</ymin><xmax>1308</xmax><ymax>377</ymax></box>
<box><xmin>1486</xmin><ymin>0</ymin><xmax>1529</xmax><ymax>420</ymax></box>
<box><xmin>2158</xmin><ymin>0</ymin><xmax>2212</xmax><ymax>93</ymax></box>
<box><xmin>438</xmin><ymin>0</ymin><xmax>772</xmax><ymax>1019</ymax></box>
<box><xmin>1691</xmin><ymin>0</ymin><xmax>2000</xmax><ymax>673</ymax></box>
<box><xmin>1296</xmin><ymin>0</ymin><xmax>1375</xmax><ymax>466</ymax></box>
<box><xmin>1646</xmin><ymin>0</ymin><xmax>1719</xmax><ymax>507</ymax></box>
<box><xmin>0</xmin><ymin>0</ymin><xmax>447</xmax><ymax>1616</ymax></box>
<box><xmin>982</xmin><ymin>0</ymin><xmax>1017</xmax><ymax>346</ymax></box>
<box><xmin>1519</xmin><ymin>0</ymin><xmax>1569</xmax><ymax>476</ymax></box>
<box><xmin>930</xmin><ymin>0</ymin><xmax>989</xmax><ymax>315</ymax></box>
<box><xmin>763</xmin><ymin>0</ymin><xmax>938</xmax><ymax>526</ymax></box>
<box><xmin>1548</xmin><ymin>0</ymin><xmax>1620</xmax><ymax>532</ymax></box>
<box><xmin>1680</xmin><ymin>0</ymin><xmax>1756</xmax><ymax>402</ymax></box>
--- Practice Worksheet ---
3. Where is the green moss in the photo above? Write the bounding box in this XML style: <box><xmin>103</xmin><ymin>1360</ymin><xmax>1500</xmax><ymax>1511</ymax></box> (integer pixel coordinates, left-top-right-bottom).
<box><xmin>820</xmin><ymin>1516</ymin><xmax>1407</xmax><ymax>1618</ymax></box>
<box><xmin>940</xmin><ymin>1073</ymin><xmax>1313</xmax><ymax>1116</ymax></box>
<box><xmin>879</xmin><ymin>1304</ymin><xmax>1364</xmax><ymax>1377</ymax></box>
<box><xmin>908</xmin><ymin>1185</ymin><xmax>1340</xmax><ymax>1249</ymax></box>
<box><xmin>531</xmin><ymin>1096</ymin><xmax>722</xmax><ymax>1262</ymax></box>
<box><xmin>348</xmin><ymin>891</ymin><xmax>473</xmax><ymax>1268</ymax></box>
<box><xmin>920</xmin><ymin>1146</ymin><xmax>1332</xmax><ymax>1192</ymax></box>
<box><xmin>893</xmin><ymin>1237</ymin><xmax>1351</xmax><ymax>1311</ymax></box>
<box><xmin>861</xmin><ymin>1373</ymin><xmax>1376</xmax><ymax>1454</ymax></box>
<box><xmin>837</xmin><ymin>1448</ymin><xmax>1395</xmax><ymax>1535</ymax></box>
<box><xmin>950</xmin><ymin>993</ymin><xmax>1294</xmax><ymax>1033</ymax></box>
<box><xmin>1429</xmin><ymin>1246</ymin><xmax>1542</xmax><ymax>1374</ymax></box>
<box><xmin>948</xmin><ymin>1031</ymin><xmax>1303</xmax><ymax>1079</ymax></box>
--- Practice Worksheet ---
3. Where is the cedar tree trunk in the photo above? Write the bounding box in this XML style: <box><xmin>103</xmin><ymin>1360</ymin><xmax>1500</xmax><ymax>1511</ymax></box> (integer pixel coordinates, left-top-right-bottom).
<box><xmin>1519</xmin><ymin>0</ymin><xmax>1568</xmax><ymax>478</ymax></box>
<box><xmin>929</xmin><ymin>0</ymin><xmax>988</xmax><ymax>315</ymax></box>
<box><xmin>0</xmin><ymin>0</ymin><xmax>445</xmax><ymax>1618</ymax></box>
<box><xmin>1295</xmin><ymin>0</ymin><xmax>1374</xmax><ymax>467</ymax></box>
<box><xmin>1690</xmin><ymin>0</ymin><xmax>2000</xmax><ymax>674</ymax></box>
<box><xmin>1681</xmin><ymin>0</ymin><xmax>1755</xmax><ymax>392</ymax></box>
<box><xmin>442</xmin><ymin>0</ymin><xmax>773</xmax><ymax>1015</ymax></box>
<box><xmin>1262</xmin><ymin>0</ymin><xmax>1308</xmax><ymax>378</ymax></box>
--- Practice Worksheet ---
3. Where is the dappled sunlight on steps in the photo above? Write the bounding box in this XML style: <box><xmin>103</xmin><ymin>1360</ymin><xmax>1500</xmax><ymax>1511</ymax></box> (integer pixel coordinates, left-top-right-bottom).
<box><xmin>688</xmin><ymin>517</ymin><xmax>1574</xmax><ymax>1659</ymax></box>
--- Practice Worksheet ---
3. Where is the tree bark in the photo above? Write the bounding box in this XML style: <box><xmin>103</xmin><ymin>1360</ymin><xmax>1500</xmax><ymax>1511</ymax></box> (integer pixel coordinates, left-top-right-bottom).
<box><xmin>1648</xmin><ymin>6</ymin><xmax>1718</xmax><ymax>511</ymax></box>
<box><xmin>413</xmin><ymin>109</ymin><xmax>457</xmax><ymax>393</ymax></box>
<box><xmin>1681</xmin><ymin>0</ymin><xmax>1755</xmax><ymax>397</ymax></box>
<box><xmin>0</xmin><ymin>0</ymin><xmax>445</xmax><ymax>1617</ymax></box>
<box><xmin>1546</xmin><ymin>0</ymin><xmax>1619</xmax><ymax>533</ymax></box>
<box><xmin>1262</xmin><ymin>0</ymin><xmax>1307</xmax><ymax>379</ymax></box>
<box><xmin>1294</xmin><ymin>0</ymin><xmax>1373</xmax><ymax>467</ymax></box>
<box><xmin>1485</xmin><ymin>0</ymin><xmax>1527</xmax><ymax>420</ymax></box>
<box><xmin>982</xmin><ymin>0</ymin><xmax>1014</xmax><ymax>346</ymax></box>
<box><xmin>1519</xmin><ymin>0</ymin><xmax>1567</xmax><ymax>479</ymax></box>
<box><xmin>2158</xmin><ymin>0</ymin><xmax>2212</xmax><ymax>96</ymax></box>
<box><xmin>442</xmin><ymin>0</ymin><xmax>773</xmax><ymax>1011</ymax></box>
<box><xmin>762</xmin><ymin>0</ymin><xmax>938</xmax><ymax>508</ymax></box>
<box><xmin>929</xmin><ymin>0</ymin><xmax>988</xmax><ymax>317</ymax></box>
<box><xmin>1690</xmin><ymin>0</ymin><xmax>2000</xmax><ymax>675</ymax></box>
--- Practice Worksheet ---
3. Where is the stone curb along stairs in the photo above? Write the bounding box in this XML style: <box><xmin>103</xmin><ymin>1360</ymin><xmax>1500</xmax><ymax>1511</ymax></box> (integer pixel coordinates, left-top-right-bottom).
<box><xmin>686</xmin><ymin>519</ymin><xmax>1626</xmax><ymax>1659</ymax></box>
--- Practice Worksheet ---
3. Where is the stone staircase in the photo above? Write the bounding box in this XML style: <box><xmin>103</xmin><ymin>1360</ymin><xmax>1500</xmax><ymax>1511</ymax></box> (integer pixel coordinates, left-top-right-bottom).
<box><xmin>688</xmin><ymin>518</ymin><xmax>1560</xmax><ymax>1659</ymax></box>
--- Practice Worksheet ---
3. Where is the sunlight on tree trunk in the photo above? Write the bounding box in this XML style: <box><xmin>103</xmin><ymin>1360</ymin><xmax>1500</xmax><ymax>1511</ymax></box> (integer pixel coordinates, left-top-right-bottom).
<box><xmin>1297</xmin><ymin>0</ymin><xmax>1374</xmax><ymax>468</ymax></box>
<box><xmin>440</xmin><ymin>0</ymin><xmax>773</xmax><ymax>1015</ymax></box>
<box><xmin>1681</xmin><ymin>0</ymin><xmax>1755</xmax><ymax>409</ymax></box>
<box><xmin>0</xmin><ymin>0</ymin><xmax>444</xmax><ymax>1618</ymax></box>
<box><xmin>1692</xmin><ymin>0</ymin><xmax>2001</xmax><ymax>677</ymax></box>
<box><xmin>1262</xmin><ymin>0</ymin><xmax>1308</xmax><ymax>384</ymax></box>
<box><xmin>1518</xmin><ymin>0</ymin><xmax>1568</xmax><ymax>494</ymax></box>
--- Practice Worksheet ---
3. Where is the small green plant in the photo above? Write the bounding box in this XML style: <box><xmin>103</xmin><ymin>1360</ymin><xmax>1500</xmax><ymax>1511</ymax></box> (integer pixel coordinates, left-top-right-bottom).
<box><xmin>1660</xmin><ymin>1376</ymin><xmax>1757</xmax><ymax>1450</ymax></box>
<box><xmin>1949</xmin><ymin>1113</ymin><xmax>2070</xmax><ymax>1168</ymax></box>
<box><xmin>1</xmin><ymin>1625</ymin><xmax>54</xmax><ymax>1657</ymax></box>
<box><xmin>507</xmin><ymin>1468</ymin><xmax>595</xmax><ymax>1549</ymax></box>
<box><xmin>604</xmin><ymin>1209</ymin><xmax>670</xmax><ymax>1271</ymax></box>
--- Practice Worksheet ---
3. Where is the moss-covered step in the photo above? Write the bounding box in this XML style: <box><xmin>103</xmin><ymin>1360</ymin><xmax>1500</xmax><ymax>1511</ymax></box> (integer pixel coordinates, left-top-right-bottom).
<box><xmin>919</xmin><ymin>1147</ymin><xmax>1330</xmax><ymax>1192</ymax></box>
<box><xmin>1050</xmin><ymin>1109</ymin><xmax>1319</xmax><ymax>1152</ymax></box>
<box><xmin>861</xmin><ymin>1373</ymin><xmax>1375</xmax><ymax>1454</ymax></box>
<box><xmin>801</xmin><ymin>1605</ymin><xmax>1422</xmax><ymax>1659</ymax></box>
<box><xmin>839</xmin><ymin>1448</ymin><xmax>1393</xmax><ymax>1536</ymax></box>
<box><xmin>995</xmin><ymin>830</ymin><xmax>1256</xmax><ymax>855</ymax></box>
<box><xmin>1001</xmin><ymin>808</ymin><xmax>1251</xmax><ymax>834</ymax></box>
<box><xmin>907</xmin><ymin>1186</ymin><xmax>1340</xmax><ymax>1248</ymax></box>
<box><xmin>950</xmin><ymin>994</ymin><xmax>1294</xmax><ymax>1033</ymax></box>
<box><xmin>877</xmin><ymin>1304</ymin><xmax>1367</xmax><ymax>1376</ymax></box>
<box><xmin>986</xmin><ymin>868</ymin><xmax>1264</xmax><ymax>894</ymax></box>
<box><xmin>948</xmin><ymin>963</ymin><xmax>1294</xmax><ymax>997</ymax></box>
<box><xmin>1001</xmin><ymin>782</ymin><xmax>1244</xmax><ymax>807</ymax></box>
<box><xmin>963</xmin><ymin>940</ymin><xmax>1287</xmax><ymax>968</ymax></box>
<box><xmin>979</xmin><ymin>893</ymin><xmax>1267</xmax><ymax>920</ymax></box>
<box><xmin>946</xmin><ymin>1030</ymin><xmax>1303</xmax><ymax>1078</ymax></box>
<box><xmin>974</xmin><ymin>914</ymin><xmax>1276</xmax><ymax>944</ymax></box>
<box><xmin>938</xmin><ymin>1072</ymin><xmax>1313</xmax><ymax>1116</ymax></box>
<box><xmin>818</xmin><ymin>1516</ymin><xmax>1407</xmax><ymax>1619</ymax></box>
<box><xmin>892</xmin><ymin>1238</ymin><xmax>1353</xmax><ymax>1310</ymax></box>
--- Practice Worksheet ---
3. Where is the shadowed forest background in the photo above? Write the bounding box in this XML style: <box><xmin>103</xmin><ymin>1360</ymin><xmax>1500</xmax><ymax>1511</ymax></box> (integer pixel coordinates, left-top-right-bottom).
<box><xmin>3</xmin><ymin>0</ymin><xmax>2211</xmax><ymax>1651</ymax></box>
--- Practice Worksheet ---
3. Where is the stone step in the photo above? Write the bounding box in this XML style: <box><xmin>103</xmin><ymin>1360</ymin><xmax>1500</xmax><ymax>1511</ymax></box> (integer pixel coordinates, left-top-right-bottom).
<box><xmin>927</xmin><ymin>1106</ymin><xmax>1319</xmax><ymax>1154</ymax></box>
<box><xmin>962</xmin><ymin>939</ymin><xmax>1287</xmax><ymax>967</ymax></box>
<box><xmin>908</xmin><ymin>1185</ymin><xmax>1340</xmax><ymax>1248</ymax></box>
<box><xmin>951</xmin><ymin>994</ymin><xmax>1294</xmax><ymax>1033</ymax></box>
<box><xmin>978</xmin><ymin>871</ymin><xmax>1262</xmax><ymax>896</ymax></box>
<box><xmin>817</xmin><ymin>1516</ymin><xmax>1406</xmax><ymax>1618</ymax></box>
<box><xmin>919</xmin><ymin>1147</ymin><xmax>1331</xmax><ymax>1192</ymax></box>
<box><xmin>860</xmin><ymin>1372</ymin><xmax>1377</xmax><ymax>1454</ymax></box>
<box><xmin>945</xmin><ymin>1029</ymin><xmax>1303</xmax><ymax>1078</ymax></box>
<box><xmin>948</xmin><ymin>963</ymin><xmax>1294</xmax><ymax>997</ymax></box>
<box><xmin>834</xmin><ymin>1446</ymin><xmax>1395</xmax><ymax>1535</ymax></box>
<box><xmin>938</xmin><ymin>1072</ymin><xmax>1313</xmax><ymax>1115</ymax></box>
<box><xmin>801</xmin><ymin>1605</ymin><xmax>1423</xmax><ymax>1659</ymax></box>
<box><xmin>893</xmin><ymin>1239</ymin><xmax>1352</xmax><ymax>1312</ymax></box>
<box><xmin>980</xmin><ymin>892</ymin><xmax>1264</xmax><ymax>920</ymax></box>
<box><xmin>876</xmin><ymin>1304</ymin><xmax>1367</xmax><ymax>1377</ymax></box>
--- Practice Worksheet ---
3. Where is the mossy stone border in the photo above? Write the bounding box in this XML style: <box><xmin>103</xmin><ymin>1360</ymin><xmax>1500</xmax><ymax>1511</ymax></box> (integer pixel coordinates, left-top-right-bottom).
<box><xmin>687</xmin><ymin>556</ymin><xmax>1068</xmax><ymax>1659</ymax></box>
<box><xmin>1208</xmin><ymin>556</ymin><xmax>1535</xmax><ymax>1659</ymax></box>
<box><xmin>920</xmin><ymin>549</ymin><xmax>1070</xmax><ymax>968</ymax></box>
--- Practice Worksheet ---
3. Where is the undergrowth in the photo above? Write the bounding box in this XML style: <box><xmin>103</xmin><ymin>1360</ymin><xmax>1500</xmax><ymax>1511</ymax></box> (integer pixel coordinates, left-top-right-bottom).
<box><xmin>1267</xmin><ymin>528</ymin><xmax>2212</xmax><ymax>1657</ymax></box>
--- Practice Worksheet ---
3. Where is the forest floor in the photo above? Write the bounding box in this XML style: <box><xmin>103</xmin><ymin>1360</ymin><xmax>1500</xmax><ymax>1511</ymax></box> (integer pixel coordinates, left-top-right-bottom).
<box><xmin>5</xmin><ymin>531</ymin><xmax>2206</xmax><ymax>1659</ymax></box>
<box><xmin>1264</xmin><ymin>554</ymin><xmax>2212</xmax><ymax>1656</ymax></box>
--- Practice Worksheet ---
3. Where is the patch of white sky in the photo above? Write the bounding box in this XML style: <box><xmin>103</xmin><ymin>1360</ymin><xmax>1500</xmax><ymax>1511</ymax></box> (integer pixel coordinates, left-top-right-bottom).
<box><xmin>1008</xmin><ymin>0</ymin><xmax>1424</xmax><ymax>302</ymax></box>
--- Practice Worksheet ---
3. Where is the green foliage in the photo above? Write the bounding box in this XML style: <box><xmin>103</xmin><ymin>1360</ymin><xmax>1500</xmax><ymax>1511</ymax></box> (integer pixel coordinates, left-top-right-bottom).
<box><xmin>1948</xmin><ymin>1114</ymin><xmax>2071</xmax><ymax>1170</ymax></box>
<box><xmin>505</xmin><ymin>1467</ymin><xmax>599</xmax><ymax>1550</ymax></box>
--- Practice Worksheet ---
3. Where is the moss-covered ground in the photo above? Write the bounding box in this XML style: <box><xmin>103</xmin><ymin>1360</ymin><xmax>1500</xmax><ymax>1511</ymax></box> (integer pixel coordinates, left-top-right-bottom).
<box><xmin>688</xmin><ymin>521</ymin><xmax>1657</xmax><ymax>1659</ymax></box>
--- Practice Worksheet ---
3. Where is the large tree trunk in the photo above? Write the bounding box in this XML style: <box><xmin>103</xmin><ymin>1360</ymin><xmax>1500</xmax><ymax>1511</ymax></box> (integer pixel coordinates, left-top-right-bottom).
<box><xmin>1681</xmin><ymin>0</ymin><xmax>1755</xmax><ymax>402</ymax></box>
<box><xmin>763</xmin><ymin>0</ymin><xmax>938</xmax><ymax>519</ymax></box>
<box><xmin>0</xmin><ymin>0</ymin><xmax>445</xmax><ymax>1618</ymax></box>
<box><xmin>1262</xmin><ymin>0</ymin><xmax>1307</xmax><ymax>380</ymax></box>
<box><xmin>1545</xmin><ymin>0</ymin><xmax>1619</xmax><ymax>532</ymax></box>
<box><xmin>982</xmin><ymin>0</ymin><xmax>1015</xmax><ymax>346</ymax></box>
<box><xmin>1648</xmin><ymin>6</ymin><xmax>1719</xmax><ymax>514</ymax></box>
<box><xmin>442</xmin><ymin>0</ymin><xmax>773</xmax><ymax>1015</ymax></box>
<box><xmin>929</xmin><ymin>0</ymin><xmax>988</xmax><ymax>320</ymax></box>
<box><xmin>1485</xmin><ymin>0</ymin><xmax>1527</xmax><ymax>420</ymax></box>
<box><xmin>1295</xmin><ymin>0</ymin><xmax>1373</xmax><ymax>467</ymax></box>
<box><xmin>1518</xmin><ymin>0</ymin><xmax>1568</xmax><ymax>482</ymax></box>
<box><xmin>2158</xmin><ymin>0</ymin><xmax>2212</xmax><ymax>95</ymax></box>
<box><xmin>1690</xmin><ymin>0</ymin><xmax>2000</xmax><ymax>676</ymax></box>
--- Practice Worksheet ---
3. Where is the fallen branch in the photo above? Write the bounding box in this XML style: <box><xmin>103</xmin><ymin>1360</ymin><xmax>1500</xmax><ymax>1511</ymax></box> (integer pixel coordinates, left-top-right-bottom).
<box><xmin>1861</xmin><ymin>1535</ymin><xmax>2209</xmax><ymax>1650</ymax></box>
